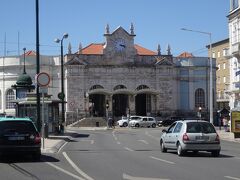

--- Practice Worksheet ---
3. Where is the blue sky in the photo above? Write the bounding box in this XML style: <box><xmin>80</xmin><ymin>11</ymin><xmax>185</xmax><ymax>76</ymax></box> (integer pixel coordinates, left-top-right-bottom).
<box><xmin>0</xmin><ymin>0</ymin><xmax>229</xmax><ymax>57</ymax></box>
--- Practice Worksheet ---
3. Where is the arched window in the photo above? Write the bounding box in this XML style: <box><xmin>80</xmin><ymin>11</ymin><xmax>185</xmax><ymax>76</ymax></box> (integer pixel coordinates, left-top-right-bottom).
<box><xmin>136</xmin><ymin>85</ymin><xmax>149</xmax><ymax>91</ymax></box>
<box><xmin>6</xmin><ymin>89</ymin><xmax>15</xmax><ymax>109</ymax></box>
<box><xmin>195</xmin><ymin>88</ymin><xmax>205</xmax><ymax>108</ymax></box>
<box><xmin>89</xmin><ymin>85</ymin><xmax>104</xmax><ymax>91</ymax></box>
<box><xmin>0</xmin><ymin>90</ymin><xmax>2</xmax><ymax>109</ymax></box>
<box><xmin>113</xmin><ymin>85</ymin><xmax>127</xmax><ymax>91</ymax></box>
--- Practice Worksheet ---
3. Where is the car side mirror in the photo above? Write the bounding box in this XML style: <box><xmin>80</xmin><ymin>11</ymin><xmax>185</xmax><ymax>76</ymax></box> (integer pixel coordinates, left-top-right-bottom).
<box><xmin>162</xmin><ymin>129</ymin><xmax>167</xmax><ymax>133</ymax></box>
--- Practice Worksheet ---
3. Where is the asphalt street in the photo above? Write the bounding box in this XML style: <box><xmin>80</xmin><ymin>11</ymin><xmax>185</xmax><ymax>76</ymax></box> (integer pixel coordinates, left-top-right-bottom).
<box><xmin>1</xmin><ymin>127</ymin><xmax>240</xmax><ymax>180</ymax></box>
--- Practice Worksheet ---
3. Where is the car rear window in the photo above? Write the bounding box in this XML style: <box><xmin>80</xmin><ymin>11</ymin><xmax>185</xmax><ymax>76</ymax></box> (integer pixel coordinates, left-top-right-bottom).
<box><xmin>186</xmin><ymin>122</ymin><xmax>216</xmax><ymax>134</ymax></box>
<box><xmin>0</xmin><ymin>121</ymin><xmax>37</xmax><ymax>135</ymax></box>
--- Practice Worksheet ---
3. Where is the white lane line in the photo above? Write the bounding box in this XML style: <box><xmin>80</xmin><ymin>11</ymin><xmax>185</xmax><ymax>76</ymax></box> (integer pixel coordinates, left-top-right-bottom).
<box><xmin>234</xmin><ymin>157</ymin><xmax>240</xmax><ymax>160</ymax></box>
<box><xmin>150</xmin><ymin>156</ymin><xmax>175</xmax><ymax>165</ymax></box>
<box><xmin>117</xmin><ymin>141</ymin><xmax>121</xmax><ymax>144</ymax></box>
<box><xmin>145</xmin><ymin>131</ymin><xmax>159</xmax><ymax>141</ymax></box>
<box><xmin>79</xmin><ymin>140</ymin><xmax>94</xmax><ymax>144</ymax></box>
<box><xmin>57</xmin><ymin>141</ymin><xmax>68</xmax><ymax>153</ymax></box>
<box><xmin>45</xmin><ymin>162</ymin><xmax>85</xmax><ymax>180</ymax></box>
<box><xmin>138</xmin><ymin>140</ymin><xmax>149</xmax><ymax>145</ymax></box>
<box><xmin>123</xmin><ymin>173</ymin><xmax>170</xmax><ymax>180</ymax></box>
<box><xmin>112</xmin><ymin>131</ymin><xmax>118</xmax><ymax>141</ymax></box>
<box><xmin>63</xmin><ymin>152</ymin><xmax>94</xmax><ymax>180</ymax></box>
<box><xmin>225</xmin><ymin>176</ymin><xmax>240</xmax><ymax>180</ymax></box>
<box><xmin>124</xmin><ymin>147</ymin><xmax>134</xmax><ymax>152</ymax></box>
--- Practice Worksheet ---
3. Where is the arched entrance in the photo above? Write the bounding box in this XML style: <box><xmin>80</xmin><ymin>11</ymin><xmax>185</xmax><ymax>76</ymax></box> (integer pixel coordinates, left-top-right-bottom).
<box><xmin>135</xmin><ymin>94</ymin><xmax>151</xmax><ymax>116</ymax></box>
<box><xmin>112</xmin><ymin>94</ymin><xmax>128</xmax><ymax>117</ymax></box>
<box><xmin>89</xmin><ymin>94</ymin><xmax>106</xmax><ymax>117</ymax></box>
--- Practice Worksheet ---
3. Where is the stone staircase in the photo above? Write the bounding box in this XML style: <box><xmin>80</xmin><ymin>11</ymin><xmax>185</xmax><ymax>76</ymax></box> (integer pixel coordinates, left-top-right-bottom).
<box><xmin>71</xmin><ymin>117</ymin><xmax>107</xmax><ymax>127</ymax></box>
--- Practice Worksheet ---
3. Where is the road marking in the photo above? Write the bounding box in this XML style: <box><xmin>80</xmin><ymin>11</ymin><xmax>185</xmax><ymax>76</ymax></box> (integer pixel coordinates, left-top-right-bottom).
<box><xmin>117</xmin><ymin>141</ymin><xmax>121</xmax><ymax>144</ymax></box>
<box><xmin>57</xmin><ymin>141</ymin><xmax>68</xmax><ymax>153</ymax></box>
<box><xmin>45</xmin><ymin>162</ymin><xmax>85</xmax><ymax>180</ymax></box>
<box><xmin>63</xmin><ymin>151</ymin><xmax>94</xmax><ymax>180</ymax></box>
<box><xmin>145</xmin><ymin>131</ymin><xmax>159</xmax><ymax>141</ymax></box>
<box><xmin>150</xmin><ymin>156</ymin><xmax>175</xmax><ymax>165</ymax></box>
<box><xmin>112</xmin><ymin>131</ymin><xmax>118</xmax><ymax>141</ymax></box>
<box><xmin>138</xmin><ymin>140</ymin><xmax>149</xmax><ymax>145</ymax></box>
<box><xmin>225</xmin><ymin>176</ymin><xmax>240</xmax><ymax>180</ymax></box>
<box><xmin>123</xmin><ymin>173</ymin><xmax>170</xmax><ymax>180</ymax></box>
<box><xmin>234</xmin><ymin>157</ymin><xmax>240</xmax><ymax>160</ymax></box>
<box><xmin>80</xmin><ymin>140</ymin><xmax>94</xmax><ymax>144</ymax></box>
<box><xmin>124</xmin><ymin>147</ymin><xmax>134</xmax><ymax>152</ymax></box>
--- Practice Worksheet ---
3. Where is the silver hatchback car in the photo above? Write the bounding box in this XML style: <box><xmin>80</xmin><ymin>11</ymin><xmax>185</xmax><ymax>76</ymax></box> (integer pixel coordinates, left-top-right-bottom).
<box><xmin>160</xmin><ymin>120</ymin><xmax>221</xmax><ymax>157</ymax></box>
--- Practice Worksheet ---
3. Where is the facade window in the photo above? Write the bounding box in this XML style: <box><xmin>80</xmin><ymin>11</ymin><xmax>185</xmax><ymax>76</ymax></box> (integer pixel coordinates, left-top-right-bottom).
<box><xmin>195</xmin><ymin>88</ymin><xmax>205</xmax><ymax>108</ymax></box>
<box><xmin>113</xmin><ymin>85</ymin><xmax>127</xmax><ymax>91</ymax></box>
<box><xmin>6</xmin><ymin>89</ymin><xmax>15</xmax><ymax>109</ymax></box>
<box><xmin>218</xmin><ymin>64</ymin><xmax>220</xmax><ymax>70</ymax></box>
<box><xmin>217</xmin><ymin>51</ymin><xmax>221</xmax><ymax>58</ymax></box>
<box><xmin>89</xmin><ymin>85</ymin><xmax>104</xmax><ymax>91</ymax></box>
<box><xmin>231</xmin><ymin>0</ymin><xmax>239</xmax><ymax>10</ymax></box>
<box><xmin>223</xmin><ymin>76</ymin><xmax>226</xmax><ymax>83</ymax></box>
<box><xmin>136</xmin><ymin>85</ymin><xmax>149</xmax><ymax>91</ymax></box>
<box><xmin>212</xmin><ymin>52</ymin><xmax>215</xmax><ymax>58</ymax></box>
<box><xmin>232</xmin><ymin>22</ymin><xmax>238</xmax><ymax>44</ymax></box>
<box><xmin>0</xmin><ymin>90</ymin><xmax>1</xmax><ymax>109</ymax></box>
<box><xmin>223</xmin><ymin>63</ymin><xmax>226</xmax><ymax>70</ymax></box>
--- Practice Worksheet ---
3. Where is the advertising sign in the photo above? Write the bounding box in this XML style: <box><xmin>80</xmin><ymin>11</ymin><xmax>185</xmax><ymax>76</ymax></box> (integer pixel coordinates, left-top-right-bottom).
<box><xmin>231</xmin><ymin>111</ymin><xmax>240</xmax><ymax>133</ymax></box>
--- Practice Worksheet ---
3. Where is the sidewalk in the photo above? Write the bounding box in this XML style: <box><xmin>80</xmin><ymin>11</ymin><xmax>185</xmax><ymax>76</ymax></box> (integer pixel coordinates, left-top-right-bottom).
<box><xmin>217</xmin><ymin>129</ymin><xmax>240</xmax><ymax>143</ymax></box>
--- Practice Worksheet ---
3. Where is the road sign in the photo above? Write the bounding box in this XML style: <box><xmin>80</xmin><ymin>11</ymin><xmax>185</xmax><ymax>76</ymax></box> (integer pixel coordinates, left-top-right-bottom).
<box><xmin>58</xmin><ymin>92</ymin><xmax>65</xmax><ymax>100</ymax></box>
<box><xmin>36</xmin><ymin>72</ymin><xmax>50</xmax><ymax>87</ymax></box>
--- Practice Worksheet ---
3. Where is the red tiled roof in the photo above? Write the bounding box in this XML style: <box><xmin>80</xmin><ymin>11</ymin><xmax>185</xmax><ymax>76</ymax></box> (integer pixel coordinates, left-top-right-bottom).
<box><xmin>78</xmin><ymin>43</ymin><xmax>156</xmax><ymax>55</ymax></box>
<box><xmin>177</xmin><ymin>52</ymin><xmax>194</xmax><ymax>58</ymax></box>
<box><xmin>24</xmin><ymin>51</ymin><xmax>36</xmax><ymax>56</ymax></box>
<box><xmin>134</xmin><ymin>44</ymin><xmax>157</xmax><ymax>55</ymax></box>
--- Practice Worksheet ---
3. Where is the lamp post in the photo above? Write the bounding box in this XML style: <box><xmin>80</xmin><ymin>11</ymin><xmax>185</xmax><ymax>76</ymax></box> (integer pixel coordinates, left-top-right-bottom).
<box><xmin>54</xmin><ymin>33</ymin><xmax>68</xmax><ymax>125</ymax></box>
<box><xmin>198</xmin><ymin>106</ymin><xmax>202</xmax><ymax>120</ymax></box>
<box><xmin>23</xmin><ymin>48</ymin><xmax>26</xmax><ymax>74</ymax></box>
<box><xmin>181</xmin><ymin>28</ymin><xmax>213</xmax><ymax>124</ymax></box>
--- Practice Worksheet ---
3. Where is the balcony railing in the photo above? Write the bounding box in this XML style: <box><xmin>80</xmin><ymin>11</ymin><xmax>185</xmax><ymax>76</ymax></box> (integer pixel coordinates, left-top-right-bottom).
<box><xmin>231</xmin><ymin>43</ymin><xmax>240</xmax><ymax>58</ymax></box>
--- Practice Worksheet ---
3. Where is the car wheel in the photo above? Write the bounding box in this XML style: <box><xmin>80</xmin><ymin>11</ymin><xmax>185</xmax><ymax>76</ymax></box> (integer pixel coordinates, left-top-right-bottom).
<box><xmin>152</xmin><ymin>123</ymin><xmax>156</xmax><ymax>128</ymax></box>
<box><xmin>32</xmin><ymin>150</ymin><xmax>41</xmax><ymax>161</ymax></box>
<box><xmin>135</xmin><ymin>124</ymin><xmax>140</xmax><ymax>128</ymax></box>
<box><xmin>177</xmin><ymin>143</ymin><xmax>184</xmax><ymax>156</ymax></box>
<box><xmin>123</xmin><ymin>122</ymin><xmax>128</xmax><ymax>127</ymax></box>
<box><xmin>211</xmin><ymin>150</ymin><xmax>220</xmax><ymax>157</ymax></box>
<box><xmin>160</xmin><ymin>140</ymin><xmax>167</xmax><ymax>153</ymax></box>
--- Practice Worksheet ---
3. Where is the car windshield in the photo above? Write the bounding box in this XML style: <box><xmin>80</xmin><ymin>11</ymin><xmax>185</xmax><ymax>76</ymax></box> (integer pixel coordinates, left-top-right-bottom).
<box><xmin>186</xmin><ymin>122</ymin><xmax>216</xmax><ymax>134</ymax></box>
<box><xmin>131</xmin><ymin>117</ymin><xmax>141</xmax><ymax>120</ymax></box>
<box><xmin>0</xmin><ymin>121</ymin><xmax>36</xmax><ymax>135</ymax></box>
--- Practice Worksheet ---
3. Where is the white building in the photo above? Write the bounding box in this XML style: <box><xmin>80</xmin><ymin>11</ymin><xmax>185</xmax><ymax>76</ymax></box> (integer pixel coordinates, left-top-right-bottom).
<box><xmin>0</xmin><ymin>25</ymin><xmax>216</xmax><ymax>124</ymax></box>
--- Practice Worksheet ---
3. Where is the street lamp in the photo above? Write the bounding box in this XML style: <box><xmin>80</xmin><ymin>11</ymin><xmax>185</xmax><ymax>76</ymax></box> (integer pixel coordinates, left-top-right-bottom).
<box><xmin>181</xmin><ymin>28</ymin><xmax>213</xmax><ymax>124</ymax></box>
<box><xmin>198</xmin><ymin>106</ymin><xmax>202</xmax><ymax>120</ymax></box>
<box><xmin>23</xmin><ymin>48</ymin><xmax>26</xmax><ymax>74</ymax></box>
<box><xmin>54</xmin><ymin>33</ymin><xmax>68</xmax><ymax>125</ymax></box>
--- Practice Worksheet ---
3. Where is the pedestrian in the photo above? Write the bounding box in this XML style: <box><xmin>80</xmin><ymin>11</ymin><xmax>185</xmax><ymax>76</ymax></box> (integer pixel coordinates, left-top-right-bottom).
<box><xmin>223</xmin><ymin>117</ymin><xmax>228</xmax><ymax>132</ymax></box>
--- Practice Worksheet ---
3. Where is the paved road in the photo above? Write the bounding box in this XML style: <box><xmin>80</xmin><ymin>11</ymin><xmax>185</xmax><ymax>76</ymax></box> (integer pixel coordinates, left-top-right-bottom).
<box><xmin>1</xmin><ymin>127</ymin><xmax>240</xmax><ymax>180</ymax></box>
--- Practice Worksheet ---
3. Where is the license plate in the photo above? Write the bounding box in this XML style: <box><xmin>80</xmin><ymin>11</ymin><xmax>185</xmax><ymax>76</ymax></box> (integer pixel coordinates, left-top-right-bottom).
<box><xmin>195</xmin><ymin>136</ymin><xmax>209</xmax><ymax>141</ymax></box>
<box><xmin>8</xmin><ymin>136</ymin><xmax>25</xmax><ymax>141</ymax></box>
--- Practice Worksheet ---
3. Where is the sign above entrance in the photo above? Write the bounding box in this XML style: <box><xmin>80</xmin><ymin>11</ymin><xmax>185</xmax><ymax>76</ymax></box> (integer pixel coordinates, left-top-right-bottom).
<box><xmin>36</xmin><ymin>72</ymin><xmax>50</xmax><ymax>87</ymax></box>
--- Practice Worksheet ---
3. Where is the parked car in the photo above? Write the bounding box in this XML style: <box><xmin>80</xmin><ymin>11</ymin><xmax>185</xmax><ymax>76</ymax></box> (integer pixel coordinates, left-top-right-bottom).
<box><xmin>129</xmin><ymin>116</ymin><xmax>157</xmax><ymax>128</ymax></box>
<box><xmin>160</xmin><ymin>120</ymin><xmax>221</xmax><ymax>157</ymax></box>
<box><xmin>159</xmin><ymin>116</ymin><xmax>184</xmax><ymax>127</ymax></box>
<box><xmin>117</xmin><ymin>116</ymin><xmax>142</xmax><ymax>127</ymax></box>
<box><xmin>0</xmin><ymin>117</ymin><xmax>41</xmax><ymax>160</ymax></box>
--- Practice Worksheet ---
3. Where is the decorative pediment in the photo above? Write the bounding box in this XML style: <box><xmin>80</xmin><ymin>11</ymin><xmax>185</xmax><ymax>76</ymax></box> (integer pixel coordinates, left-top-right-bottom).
<box><xmin>65</xmin><ymin>56</ymin><xmax>87</xmax><ymax>66</ymax></box>
<box><xmin>155</xmin><ymin>57</ymin><xmax>174</xmax><ymax>66</ymax></box>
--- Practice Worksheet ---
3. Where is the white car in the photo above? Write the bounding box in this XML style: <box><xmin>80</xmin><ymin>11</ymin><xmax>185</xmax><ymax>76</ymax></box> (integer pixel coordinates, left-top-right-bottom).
<box><xmin>129</xmin><ymin>116</ymin><xmax>157</xmax><ymax>128</ymax></box>
<box><xmin>117</xmin><ymin>116</ymin><xmax>142</xmax><ymax>127</ymax></box>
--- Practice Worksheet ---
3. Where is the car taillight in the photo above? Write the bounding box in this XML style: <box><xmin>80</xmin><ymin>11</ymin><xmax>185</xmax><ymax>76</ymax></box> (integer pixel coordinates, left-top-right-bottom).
<box><xmin>215</xmin><ymin>134</ymin><xmax>220</xmax><ymax>142</ymax></box>
<box><xmin>34</xmin><ymin>133</ymin><xmax>41</xmax><ymax>144</ymax></box>
<box><xmin>182</xmin><ymin>133</ymin><xmax>189</xmax><ymax>141</ymax></box>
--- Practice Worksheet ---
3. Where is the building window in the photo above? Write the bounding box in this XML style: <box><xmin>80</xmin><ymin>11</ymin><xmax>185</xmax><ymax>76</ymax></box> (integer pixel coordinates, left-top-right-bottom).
<box><xmin>6</xmin><ymin>89</ymin><xmax>15</xmax><ymax>109</ymax></box>
<box><xmin>223</xmin><ymin>63</ymin><xmax>226</xmax><ymax>70</ymax></box>
<box><xmin>232</xmin><ymin>0</ymin><xmax>239</xmax><ymax>10</ymax></box>
<box><xmin>113</xmin><ymin>85</ymin><xmax>127</xmax><ymax>91</ymax></box>
<box><xmin>195</xmin><ymin>88</ymin><xmax>205</xmax><ymax>108</ymax></box>
<box><xmin>223</xmin><ymin>76</ymin><xmax>226</xmax><ymax>83</ymax></box>
<box><xmin>212</xmin><ymin>52</ymin><xmax>215</xmax><ymax>58</ymax></box>
<box><xmin>0</xmin><ymin>90</ymin><xmax>1</xmax><ymax>109</ymax></box>
<box><xmin>217</xmin><ymin>51</ymin><xmax>221</xmax><ymax>58</ymax></box>
<box><xmin>218</xmin><ymin>64</ymin><xmax>220</xmax><ymax>70</ymax></box>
